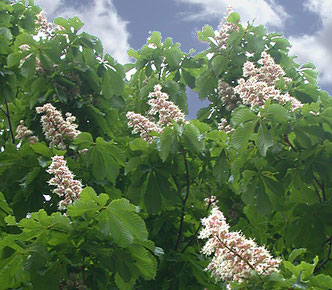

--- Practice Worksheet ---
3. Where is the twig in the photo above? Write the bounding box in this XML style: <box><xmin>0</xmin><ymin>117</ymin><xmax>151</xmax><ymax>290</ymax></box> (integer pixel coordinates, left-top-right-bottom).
<box><xmin>284</xmin><ymin>134</ymin><xmax>297</xmax><ymax>152</ymax></box>
<box><xmin>4</xmin><ymin>98</ymin><xmax>15</xmax><ymax>144</ymax></box>
<box><xmin>174</xmin><ymin>149</ymin><xmax>190</xmax><ymax>251</ymax></box>
<box><xmin>314</xmin><ymin>237</ymin><xmax>332</xmax><ymax>273</ymax></box>
<box><xmin>217</xmin><ymin>236</ymin><xmax>255</xmax><ymax>271</ymax></box>
<box><xmin>0</xmin><ymin>106</ymin><xmax>8</xmax><ymax>116</ymax></box>
<box><xmin>313</xmin><ymin>183</ymin><xmax>322</xmax><ymax>203</ymax></box>
<box><xmin>313</xmin><ymin>175</ymin><xmax>326</xmax><ymax>202</ymax></box>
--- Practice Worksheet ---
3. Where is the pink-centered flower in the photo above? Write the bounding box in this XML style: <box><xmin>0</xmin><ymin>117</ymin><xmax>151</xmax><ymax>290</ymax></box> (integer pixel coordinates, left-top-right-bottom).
<box><xmin>148</xmin><ymin>84</ymin><xmax>187</xmax><ymax>126</ymax></box>
<box><xmin>36</xmin><ymin>103</ymin><xmax>81</xmax><ymax>149</ymax></box>
<box><xmin>15</xmin><ymin>120</ymin><xmax>38</xmax><ymax>144</ymax></box>
<box><xmin>126</xmin><ymin>85</ymin><xmax>187</xmax><ymax>142</ymax></box>
<box><xmin>235</xmin><ymin>52</ymin><xmax>302</xmax><ymax>110</ymax></box>
<box><xmin>214</xmin><ymin>6</ymin><xmax>240</xmax><ymax>49</ymax></box>
<box><xmin>126</xmin><ymin>111</ymin><xmax>163</xmax><ymax>143</ymax></box>
<box><xmin>47</xmin><ymin>155</ymin><xmax>83</xmax><ymax>210</ymax></box>
<box><xmin>199</xmin><ymin>207</ymin><xmax>281</xmax><ymax>285</ymax></box>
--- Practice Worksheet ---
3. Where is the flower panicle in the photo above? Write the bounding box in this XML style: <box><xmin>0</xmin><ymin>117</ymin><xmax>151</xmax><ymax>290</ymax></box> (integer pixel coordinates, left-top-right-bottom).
<box><xmin>36</xmin><ymin>103</ymin><xmax>81</xmax><ymax>149</ymax></box>
<box><xmin>199</xmin><ymin>207</ymin><xmax>281</xmax><ymax>286</ymax></box>
<box><xmin>147</xmin><ymin>84</ymin><xmax>188</xmax><ymax>126</ymax></box>
<box><xmin>235</xmin><ymin>51</ymin><xmax>302</xmax><ymax>110</ymax></box>
<box><xmin>214</xmin><ymin>6</ymin><xmax>240</xmax><ymax>49</ymax></box>
<box><xmin>47</xmin><ymin>155</ymin><xmax>83</xmax><ymax>210</ymax></box>
<box><xmin>126</xmin><ymin>111</ymin><xmax>163</xmax><ymax>143</ymax></box>
<box><xmin>15</xmin><ymin>120</ymin><xmax>38</xmax><ymax>144</ymax></box>
<box><xmin>126</xmin><ymin>85</ymin><xmax>187</xmax><ymax>142</ymax></box>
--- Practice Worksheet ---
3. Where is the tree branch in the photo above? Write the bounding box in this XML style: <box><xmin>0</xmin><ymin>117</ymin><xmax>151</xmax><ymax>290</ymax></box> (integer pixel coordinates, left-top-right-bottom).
<box><xmin>4</xmin><ymin>98</ymin><xmax>15</xmax><ymax>144</ymax></box>
<box><xmin>314</xmin><ymin>237</ymin><xmax>332</xmax><ymax>273</ymax></box>
<box><xmin>174</xmin><ymin>149</ymin><xmax>190</xmax><ymax>251</ymax></box>
<box><xmin>313</xmin><ymin>175</ymin><xmax>326</xmax><ymax>202</ymax></box>
<box><xmin>313</xmin><ymin>183</ymin><xmax>322</xmax><ymax>203</ymax></box>
<box><xmin>284</xmin><ymin>134</ymin><xmax>297</xmax><ymax>152</ymax></box>
<box><xmin>0</xmin><ymin>106</ymin><xmax>8</xmax><ymax>116</ymax></box>
<box><xmin>217</xmin><ymin>236</ymin><xmax>255</xmax><ymax>271</ymax></box>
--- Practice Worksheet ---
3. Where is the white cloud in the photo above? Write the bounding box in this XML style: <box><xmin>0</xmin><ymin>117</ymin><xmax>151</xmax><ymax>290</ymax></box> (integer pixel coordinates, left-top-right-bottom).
<box><xmin>289</xmin><ymin>0</ymin><xmax>332</xmax><ymax>85</ymax></box>
<box><xmin>35</xmin><ymin>0</ymin><xmax>130</xmax><ymax>63</ymax></box>
<box><xmin>175</xmin><ymin>0</ymin><xmax>288</xmax><ymax>29</ymax></box>
<box><xmin>35</xmin><ymin>0</ymin><xmax>62</xmax><ymax>15</ymax></box>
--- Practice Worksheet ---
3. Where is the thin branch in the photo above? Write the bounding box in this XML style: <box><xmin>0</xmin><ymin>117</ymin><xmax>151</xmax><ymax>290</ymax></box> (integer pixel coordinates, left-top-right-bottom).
<box><xmin>4</xmin><ymin>98</ymin><xmax>15</xmax><ymax>144</ymax></box>
<box><xmin>284</xmin><ymin>134</ymin><xmax>297</xmax><ymax>152</ymax></box>
<box><xmin>313</xmin><ymin>183</ymin><xmax>322</xmax><ymax>203</ymax></box>
<box><xmin>171</xmin><ymin>174</ymin><xmax>181</xmax><ymax>193</ymax></box>
<box><xmin>174</xmin><ymin>149</ymin><xmax>190</xmax><ymax>251</ymax></box>
<box><xmin>314</xmin><ymin>237</ymin><xmax>332</xmax><ymax>273</ymax></box>
<box><xmin>217</xmin><ymin>236</ymin><xmax>255</xmax><ymax>271</ymax></box>
<box><xmin>313</xmin><ymin>175</ymin><xmax>326</xmax><ymax>202</ymax></box>
<box><xmin>0</xmin><ymin>106</ymin><xmax>8</xmax><ymax>116</ymax></box>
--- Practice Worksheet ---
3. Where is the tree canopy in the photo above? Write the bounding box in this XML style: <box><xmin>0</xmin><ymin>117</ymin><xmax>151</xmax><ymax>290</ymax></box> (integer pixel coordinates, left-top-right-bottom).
<box><xmin>0</xmin><ymin>1</ymin><xmax>332</xmax><ymax>289</ymax></box>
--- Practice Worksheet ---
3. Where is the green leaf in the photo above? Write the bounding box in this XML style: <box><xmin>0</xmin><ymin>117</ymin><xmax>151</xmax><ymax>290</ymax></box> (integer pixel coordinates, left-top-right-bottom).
<box><xmin>310</xmin><ymin>274</ymin><xmax>332</xmax><ymax>289</ymax></box>
<box><xmin>231</xmin><ymin>107</ymin><xmax>258</xmax><ymax>127</ymax></box>
<box><xmin>73</xmin><ymin>132</ymin><xmax>93</xmax><ymax>149</ymax></box>
<box><xmin>231</xmin><ymin>120</ymin><xmax>257</xmax><ymax>151</ymax></box>
<box><xmin>211</xmin><ymin>55</ymin><xmax>227</xmax><ymax>77</ymax></box>
<box><xmin>114</xmin><ymin>273</ymin><xmax>136</xmax><ymax>290</ymax></box>
<box><xmin>288</xmin><ymin>248</ymin><xmax>307</xmax><ymax>263</ymax></box>
<box><xmin>147</xmin><ymin>31</ymin><xmax>161</xmax><ymax>48</ymax></box>
<box><xmin>257</xmin><ymin>123</ymin><xmax>273</xmax><ymax>156</ymax></box>
<box><xmin>21</xmin><ymin>55</ymin><xmax>36</xmax><ymax>78</ymax></box>
<box><xmin>67</xmin><ymin>199</ymin><xmax>100</xmax><ymax>217</ymax></box>
<box><xmin>164</xmin><ymin>46</ymin><xmax>183</xmax><ymax>69</ymax></box>
<box><xmin>264</xmin><ymin>103</ymin><xmax>290</xmax><ymax>123</ymax></box>
<box><xmin>213</xmin><ymin>151</ymin><xmax>229</xmax><ymax>185</ymax></box>
<box><xmin>195</xmin><ymin>70</ymin><xmax>217</xmax><ymax>99</ymax></box>
<box><xmin>125</xmin><ymin>157</ymin><xmax>143</xmax><ymax>175</ymax></box>
<box><xmin>31</xmin><ymin>142</ymin><xmax>53</xmax><ymax>158</ymax></box>
<box><xmin>227</xmin><ymin>12</ymin><xmax>241</xmax><ymax>24</ymax></box>
<box><xmin>99</xmin><ymin>199</ymin><xmax>148</xmax><ymax>246</ymax></box>
<box><xmin>302</xmin><ymin>69</ymin><xmax>318</xmax><ymax>85</ymax></box>
<box><xmin>158</xmin><ymin>127</ymin><xmax>178</xmax><ymax>162</ymax></box>
<box><xmin>182</xmin><ymin>124</ymin><xmax>205</xmax><ymax>154</ymax></box>
<box><xmin>67</xmin><ymin>16</ymin><xmax>84</xmax><ymax>32</ymax></box>
<box><xmin>197</xmin><ymin>25</ymin><xmax>215</xmax><ymax>42</ymax></box>
<box><xmin>144</xmin><ymin>173</ymin><xmax>162</xmax><ymax>214</ymax></box>
<box><xmin>129</xmin><ymin>138</ymin><xmax>148</xmax><ymax>152</ymax></box>
<box><xmin>182</xmin><ymin>69</ymin><xmax>195</xmax><ymax>89</ymax></box>
<box><xmin>128</xmin><ymin>245</ymin><xmax>157</xmax><ymax>280</ymax></box>
<box><xmin>7</xmin><ymin>52</ymin><xmax>22</xmax><ymax>68</ymax></box>
<box><xmin>102</xmin><ymin>68</ymin><xmax>124</xmax><ymax>98</ymax></box>
<box><xmin>98</xmin><ymin>210</ymin><xmax>134</xmax><ymax>247</ymax></box>
<box><xmin>86</xmin><ymin>140</ymin><xmax>119</xmax><ymax>184</ymax></box>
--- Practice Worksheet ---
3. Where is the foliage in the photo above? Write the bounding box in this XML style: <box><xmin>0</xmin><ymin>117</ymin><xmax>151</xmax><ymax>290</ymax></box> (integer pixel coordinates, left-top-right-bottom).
<box><xmin>0</xmin><ymin>1</ymin><xmax>331</xmax><ymax>289</ymax></box>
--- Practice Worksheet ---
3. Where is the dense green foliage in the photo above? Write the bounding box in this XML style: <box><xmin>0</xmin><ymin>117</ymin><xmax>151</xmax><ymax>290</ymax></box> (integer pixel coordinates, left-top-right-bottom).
<box><xmin>0</xmin><ymin>0</ymin><xmax>332</xmax><ymax>289</ymax></box>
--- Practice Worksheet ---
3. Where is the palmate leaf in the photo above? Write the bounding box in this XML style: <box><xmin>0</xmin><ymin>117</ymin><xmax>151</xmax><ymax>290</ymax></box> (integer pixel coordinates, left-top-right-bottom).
<box><xmin>231</xmin><ymin>120</ymin><xmax>257</xmax><ymax>151</ymax></box>
<box><xmin>128</xmin><ymin>245</ymin><xmax>157</xmax><ymax>280</ymax></box>
<box><xmin>0</xmin><ymin>254</ymin><xmax>25</xmax><ymax>288</ymax></box>
<box><xmin>67</xmin><ymin>200</ymin><xmax>100</xmax><ymax>217</ymax></box>
<box><xmin>257</xmin><ymin>122</ymin><xmax>274</xmax><ymax>156</ymax></box>
<box><xmin>98</xmin><ymin>210</ymin><xmax>134</xmax><ymax>247</ymax></box>
<box><xmin>98</xmin><ymin>198</ymin><xmax>148</xmax><ymax>247</ymax></box>
<box><xmin>144</xmin><ymin>172</ymin><xmax>162</xmax><ymax>214</ymax></box>
<box><xmin>231</xmin><ymin>107</ymin><xmax>258</xmax><ymax>127</ymax></box>
<box><xmin>264</xmin><ymin>103</ymin><xmax>290</xmax><ymax>124</ymax></box>
<box><xmin>157</xmin><ymin>126</ymin><xmax>178</xmax><ymax>162</ymax></box>
<box><xmin>182</xmin><ymin>123</ymin><xmax>205</xmax><ymax>154</ymax></box>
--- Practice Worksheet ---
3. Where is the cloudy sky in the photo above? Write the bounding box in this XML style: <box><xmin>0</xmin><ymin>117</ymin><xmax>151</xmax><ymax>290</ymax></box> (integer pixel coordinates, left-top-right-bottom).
<box><xmin>35</xmin><ymin>0</ymin><xmax>332</xmax><ymax>117</ymax></box>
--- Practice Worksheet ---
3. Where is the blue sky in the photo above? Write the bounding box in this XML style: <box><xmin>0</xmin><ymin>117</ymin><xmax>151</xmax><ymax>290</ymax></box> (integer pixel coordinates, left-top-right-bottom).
<box><xmin>35</xmin><ymin>0</ymin><xmax>332</xmax><ymax>117</ymax></box>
